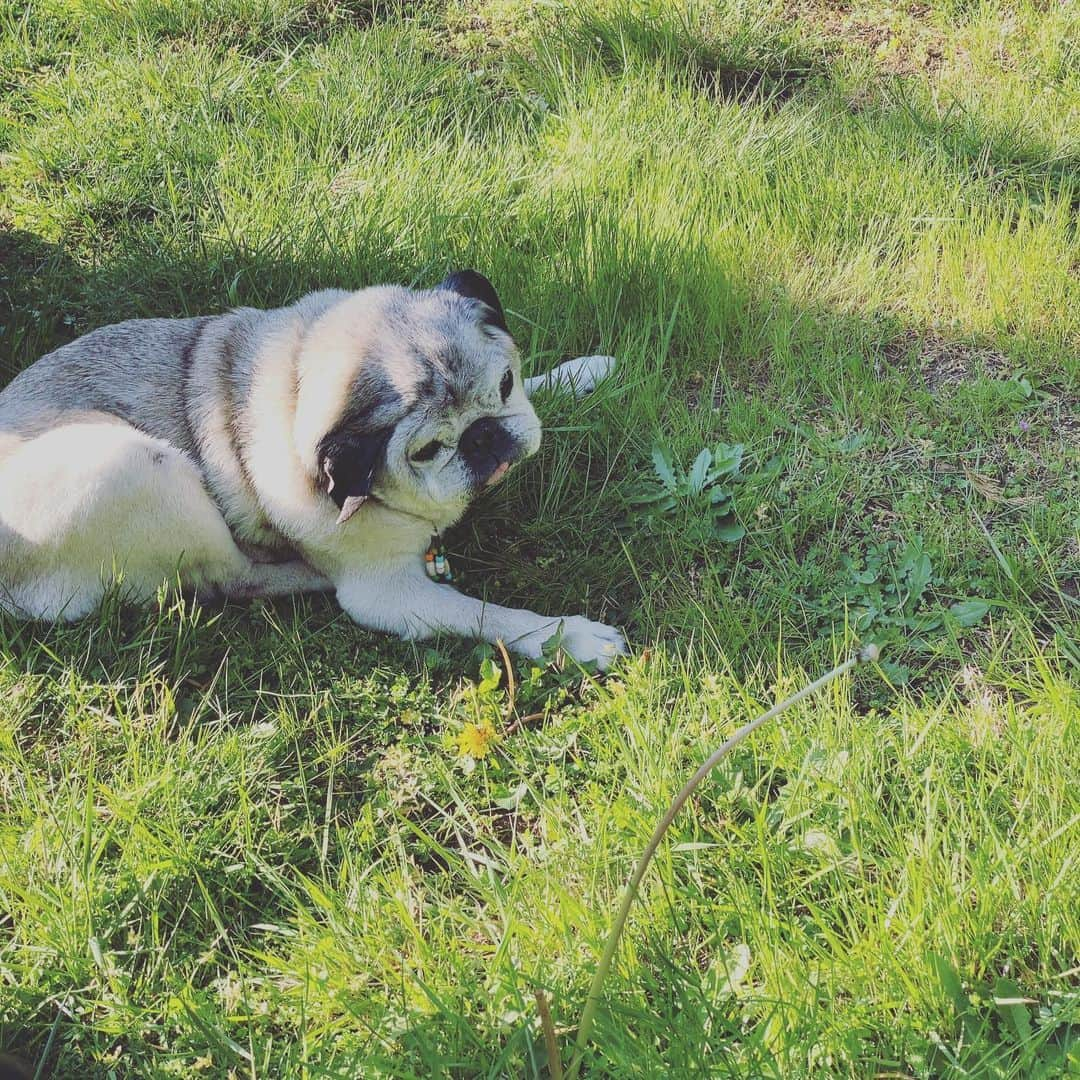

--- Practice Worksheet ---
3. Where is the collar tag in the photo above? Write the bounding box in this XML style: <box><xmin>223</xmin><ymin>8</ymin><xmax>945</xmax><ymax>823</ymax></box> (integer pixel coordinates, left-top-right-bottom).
<box><xmin>424</xmin><ymin>535</ymin><xmax>454</xmax><ymax>583</ymax></box>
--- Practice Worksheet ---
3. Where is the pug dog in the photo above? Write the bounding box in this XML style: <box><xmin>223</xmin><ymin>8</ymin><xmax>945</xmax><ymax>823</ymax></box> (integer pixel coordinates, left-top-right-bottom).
<box><xmin>0</xmin><ymin>271</ymin><xmax>627</xmax><ymax>668</ymax></box>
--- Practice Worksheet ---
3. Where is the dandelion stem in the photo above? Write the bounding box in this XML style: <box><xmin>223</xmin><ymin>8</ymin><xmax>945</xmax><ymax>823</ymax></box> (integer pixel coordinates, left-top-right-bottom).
<box><xmin>564</xmin><ymin>645</ymin><xmax>882</xmax><ymax>1080</ymax></box>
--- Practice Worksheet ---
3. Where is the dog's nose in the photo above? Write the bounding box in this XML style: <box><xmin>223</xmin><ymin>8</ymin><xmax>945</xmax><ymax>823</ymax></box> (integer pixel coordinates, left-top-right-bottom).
<box><xmin>460</xmin><ymin>417</ymin><xmax>499</xmax><ymax>456</ymax></box>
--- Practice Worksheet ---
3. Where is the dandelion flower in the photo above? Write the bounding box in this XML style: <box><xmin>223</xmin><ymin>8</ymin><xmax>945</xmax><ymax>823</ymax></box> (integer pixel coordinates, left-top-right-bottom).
<box><xmin>455</xmin><ymin>720</ymin><xmax>498</xmax><ymax>760</ymax></box>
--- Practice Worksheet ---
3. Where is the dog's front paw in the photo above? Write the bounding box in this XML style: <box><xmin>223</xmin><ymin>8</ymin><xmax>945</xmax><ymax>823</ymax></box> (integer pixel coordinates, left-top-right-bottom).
<box><xmin>524</xmin><ymin>355</ymin><xmax>617</xmax><ymax>399</ymax></box>
<box><xmin>560</xmin><ymin>354</ymin><xmax>617</xmax><ymax>395</ymax></box>
<box><xmin>543</xmin><ymin>615</ymin><xmax>627</xmax><ymax>671</ymax></box>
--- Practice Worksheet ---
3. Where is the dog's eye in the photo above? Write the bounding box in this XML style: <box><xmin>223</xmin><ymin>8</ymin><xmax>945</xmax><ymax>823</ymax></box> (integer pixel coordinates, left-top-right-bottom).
<box><xmin>411</xmin><ymin>440</ymin><xmax>443</xmax><ymax>463</ymax></box>
<box><xmin>500</xmin><ymin>369</ymin><xmax>513</xmax><ymax>402</ymax></box>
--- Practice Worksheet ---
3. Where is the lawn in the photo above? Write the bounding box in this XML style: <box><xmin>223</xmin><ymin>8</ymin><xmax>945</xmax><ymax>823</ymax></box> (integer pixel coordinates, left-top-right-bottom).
<box><xmin>1</xmin><ymin>0</ymin><xmax>1078</xmax><ymax>1076</ymax></box>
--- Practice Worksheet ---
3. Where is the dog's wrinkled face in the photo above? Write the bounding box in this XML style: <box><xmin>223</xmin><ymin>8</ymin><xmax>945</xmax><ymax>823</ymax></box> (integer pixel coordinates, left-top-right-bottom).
<box><xmin>308</xmin><ymin>271</ymin><xmax>541</xmax><ymax>529</ymax></box>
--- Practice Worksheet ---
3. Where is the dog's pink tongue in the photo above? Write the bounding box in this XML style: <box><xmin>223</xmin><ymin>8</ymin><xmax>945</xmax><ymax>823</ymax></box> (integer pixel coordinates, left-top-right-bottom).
<box><xmin>486</xmin><ymin>462</ymin><xmax>510</xmax><ymax>487</ymax></box>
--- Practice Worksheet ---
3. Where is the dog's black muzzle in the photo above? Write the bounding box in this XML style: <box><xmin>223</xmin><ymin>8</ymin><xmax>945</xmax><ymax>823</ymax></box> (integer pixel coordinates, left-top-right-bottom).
<box><xmin>459</xmin><ymin>417</ymin><xmax>527</xmax><ymax>487</ymax></box>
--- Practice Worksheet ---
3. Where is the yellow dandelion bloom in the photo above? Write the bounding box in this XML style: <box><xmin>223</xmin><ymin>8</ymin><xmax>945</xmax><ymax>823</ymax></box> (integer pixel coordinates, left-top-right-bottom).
<box><xmin>455</xmin><ymin>720</ymin><xmax>498</xmax><ymax>759</ymax></box>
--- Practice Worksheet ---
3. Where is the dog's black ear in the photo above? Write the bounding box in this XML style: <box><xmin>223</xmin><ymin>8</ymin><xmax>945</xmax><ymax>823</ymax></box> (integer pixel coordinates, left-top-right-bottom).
<box><xmin>317</xmin><ymin>428</ymin><xmax>392</xmax><ymax>524</ymax></box>
<box><xmin>438</xmin><ymin>269</ymin><xmax>508</xmax><ymax>333</ymax></box>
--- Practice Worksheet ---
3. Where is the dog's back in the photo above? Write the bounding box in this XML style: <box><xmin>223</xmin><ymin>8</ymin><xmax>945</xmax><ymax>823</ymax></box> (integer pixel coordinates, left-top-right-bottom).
<box><xmin>0</xmin><ymin>316</ymin><xmax>212</xmax><ymax>456</ymax></box>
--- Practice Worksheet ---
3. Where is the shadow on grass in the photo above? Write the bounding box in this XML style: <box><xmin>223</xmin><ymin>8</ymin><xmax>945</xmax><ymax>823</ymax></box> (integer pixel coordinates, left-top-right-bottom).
<box><xmin>14</xmin><ymin>0</ymin><xmax>441</xmax><ymax>60</ymax></box>
<box><xmin>884</xmin><ymin>81</ymin><xmax>1080</xmax><ymax>218</ymax></box>
<box><xmin>0</xmin><ymin>229</ymin><xmax>86</xmax><ymax>384</ymax></box>
<box><xmin>2</xmin><ymin>0</ymin><xmax>1077</xmax><ymax>664</ymax></box>
<box><xmin>545</xmin><ymin>2</ymin><xmax>822</xmax><ymax>109</ymax></box>
<box><xmin>0</xmin><ymin>1052</ymin><xmax>34</xmax><ymax>1080</ymax></box>
<box><xmin>1</xmin><ymin>202</ymin><xmax>1075</xmax><ymax>680</ymax></box>
<box><xmin>535</xmin><ymin>1</ymin><xmax>1080</xmax><ymax>223</ymax></box>
<box><xmin>0</xmin><ymin>202</ymin><xmax>1075</xmax><ymax>1080</ymax></box>
<box><xmin>2</xmin><ymin>1006</ymin><xmax>560</xmax><ymax>1079</ymax></box>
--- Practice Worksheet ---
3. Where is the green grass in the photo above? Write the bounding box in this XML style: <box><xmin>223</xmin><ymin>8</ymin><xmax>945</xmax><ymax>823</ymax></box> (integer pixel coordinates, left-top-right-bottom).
<box><xmin>1</xmin><ymin>0</ymin><xmax>1078</xmax><ymax>1075</ymax></box>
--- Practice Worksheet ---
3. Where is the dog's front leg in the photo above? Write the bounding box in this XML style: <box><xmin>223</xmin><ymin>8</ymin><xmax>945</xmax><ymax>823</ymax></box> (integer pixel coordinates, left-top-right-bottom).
<box><xmin>336</xmin><ymin>565</ymin><xmax>626</xmax><ymax>670</ymax></box>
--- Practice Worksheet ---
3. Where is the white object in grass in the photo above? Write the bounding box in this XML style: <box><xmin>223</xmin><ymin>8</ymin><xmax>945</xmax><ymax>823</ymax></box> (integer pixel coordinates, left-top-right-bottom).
<box><xmin>524</xmin><ymin>354</ymin><xmax>617</xmax><ymax>399</ymax></box>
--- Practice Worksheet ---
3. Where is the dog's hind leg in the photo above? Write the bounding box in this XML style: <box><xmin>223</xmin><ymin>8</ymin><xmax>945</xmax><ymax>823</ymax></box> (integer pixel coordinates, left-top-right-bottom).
<box><xmin>524</xmin><ymin>355</ymin><xmax>616</xmax><ymax>399</ymax></box>
<box><xmin>220</xmin><ymin>560</ymin><xmax>331</xmax><ymax>601</ymax></box>
<box><xmin>0</xmin><ymin>418</ymin><xmax>323</xmax><ymax>620</ymax></box>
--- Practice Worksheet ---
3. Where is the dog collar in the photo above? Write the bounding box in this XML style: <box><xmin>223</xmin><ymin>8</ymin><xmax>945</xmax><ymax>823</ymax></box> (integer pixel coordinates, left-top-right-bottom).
<box><xmin>424</xmin><ymin>535</ymin><xmax>454</xmax><ymax>583</ymax></box>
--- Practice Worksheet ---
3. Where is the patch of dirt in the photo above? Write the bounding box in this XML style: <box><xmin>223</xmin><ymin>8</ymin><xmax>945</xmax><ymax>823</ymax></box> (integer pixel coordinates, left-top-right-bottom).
<box><xmin>690</xmin><ymin>60</ymin><xmax>813</xmax><ymax>107</ymax></box>
<box><xmin>878</xmin><ymin>334</ymin><xmax>1079</xmax><ymax>527</ymax></box>
<box><xmin>713</xmin><ymin>355</ymin><xmax>773</xmax><ymax>407</ymax></box>
<box><xmin>1056</xmin><ymin>409</ymin><xmax>1080</xmax><ymax>447</ymax></box>
<box><xmin>883</xmin><ymin>329</ymin><xmax>1013</xmax><ymax>391</ymax></box>
<box><xmin>110</xmin><ymin>0</ymin><xmax>409</xmax><ymax>55</ymax></box>
<box><xmin>685</xmin><ymin>370</ymin><xmax>706</xmax><ymax>412</ymax></box>
<box><xmin>305</xmin><ymin>0</ymin><xmax>401</xmax><ymax>25</ymax></box>
<box><xmin>785</xmin><ymin>1</ymin><xmax>948</xmax><ymax>77</ymax></box>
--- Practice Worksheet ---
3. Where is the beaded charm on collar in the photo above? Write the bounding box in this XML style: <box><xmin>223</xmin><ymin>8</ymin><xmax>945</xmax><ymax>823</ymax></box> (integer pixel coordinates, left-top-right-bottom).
<box><xmin>424</xmin><ymin>535</ymin><xmax>453</xmax><ymax>583</ymax></box>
